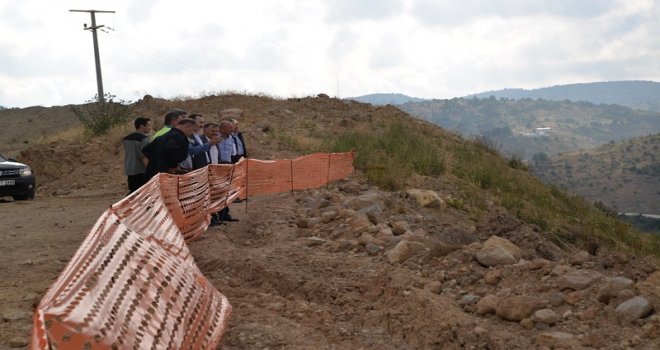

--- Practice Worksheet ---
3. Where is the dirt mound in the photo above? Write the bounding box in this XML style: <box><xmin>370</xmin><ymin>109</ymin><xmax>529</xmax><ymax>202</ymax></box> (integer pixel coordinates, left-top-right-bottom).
<box><xmin>0</xmin><ymin>106</ymin><xmax>80</xmax><ymax>157</ymax></box>
<box><xmin>19</xmin><ymin>94</ymin><xmax>415</xmax><ymax>196</ymax></box>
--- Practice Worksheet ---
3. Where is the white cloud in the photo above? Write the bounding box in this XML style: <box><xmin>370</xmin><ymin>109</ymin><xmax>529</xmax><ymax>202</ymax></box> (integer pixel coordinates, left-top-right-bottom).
<box><xmin>0</xmin><ymin>0</ymin><xmax>659</xmax><ymax>107</ymax></box>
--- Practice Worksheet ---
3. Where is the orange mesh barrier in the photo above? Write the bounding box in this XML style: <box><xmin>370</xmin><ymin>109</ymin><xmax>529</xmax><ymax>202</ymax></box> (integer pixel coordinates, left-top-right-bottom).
<box><xmin>31</xmin><ymin>152</ymin><xmax>354</xmax><ymax>349</ymax></box>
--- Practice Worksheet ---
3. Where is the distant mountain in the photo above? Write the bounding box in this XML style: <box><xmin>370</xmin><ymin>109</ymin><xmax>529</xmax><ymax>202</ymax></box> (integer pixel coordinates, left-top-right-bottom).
<box><xmin>399</xmin><ymin>97</ymin><xmax>660</xmax><ymax>159</ymax></box>
<box><xmin>532</xmin><ymin>133</ymin><xmax>660</xmax><ymax>214</ymax></box>
<box><xmin>468</xmin><ymin>80</ymin><xmax>660</xmax><ymax>112</ymax></box>
<box><xmin>348</xmin><ymin>93</ymin><xmax>426</xmax><ymax>105</ymax></box>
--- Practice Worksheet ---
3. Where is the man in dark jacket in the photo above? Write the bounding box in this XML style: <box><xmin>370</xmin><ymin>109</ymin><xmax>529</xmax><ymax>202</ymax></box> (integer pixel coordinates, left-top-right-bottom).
<box><xmin>122</xmin><ymin>117</ymin><xmax>152</xmax><ymax>193</ymax></box>
<box><xmin>229</xmin><ymin>118</ymin><xmax>248</xmax><ymax>163</ymax></box>
<box><xmin>143</xmin><ymin>118</ymin><xmax>196</xmax><ymax>180</ymax></box>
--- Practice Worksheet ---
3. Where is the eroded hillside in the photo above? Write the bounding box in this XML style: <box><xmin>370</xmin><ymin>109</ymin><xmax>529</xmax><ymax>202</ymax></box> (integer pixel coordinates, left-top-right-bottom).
<box><xmin>2</xmin><ymin>93</ymin><xmax>659</xmax><ymax>349</ymax></box>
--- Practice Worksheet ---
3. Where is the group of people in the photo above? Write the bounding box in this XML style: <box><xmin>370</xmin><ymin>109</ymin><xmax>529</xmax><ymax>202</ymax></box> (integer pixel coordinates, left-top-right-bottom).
<box><xmin>122</xmin><ymin>109</ymin><xmax>247</xmax><ymax>224</ymax></box>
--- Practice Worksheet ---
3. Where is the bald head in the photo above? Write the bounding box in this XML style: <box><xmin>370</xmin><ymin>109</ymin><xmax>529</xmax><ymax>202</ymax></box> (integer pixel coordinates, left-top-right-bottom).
<box><xmin>219</xmin><ymin>120</ymin><xmax>234</xmax><ymax>137</ymax></box>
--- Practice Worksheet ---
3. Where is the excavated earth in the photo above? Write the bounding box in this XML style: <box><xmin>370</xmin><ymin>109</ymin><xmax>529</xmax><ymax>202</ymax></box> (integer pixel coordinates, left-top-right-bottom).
<box><xmin>0</xmin><ymin>94</ymin><xmax>659</xmax><ymax>349</ymax></box>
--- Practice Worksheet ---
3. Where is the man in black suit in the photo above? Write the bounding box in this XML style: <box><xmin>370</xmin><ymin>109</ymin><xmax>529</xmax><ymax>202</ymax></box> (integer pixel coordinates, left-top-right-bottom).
<box><xmin>143</xmin><ymin>118</ymin><xmax>197</xmax><ymax>180</ymax></box>
<box><xmin>229</xmin><ymin>118</ymin><xmax>248</xmax><ymax>163</ymax></box>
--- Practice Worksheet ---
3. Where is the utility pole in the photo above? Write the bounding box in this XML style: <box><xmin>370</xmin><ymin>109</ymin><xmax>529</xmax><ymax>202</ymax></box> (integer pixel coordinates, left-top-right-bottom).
<box><xmin>70</xmin><ymin>9</ymin><xmax>115</xmax><ymax>102</ymax></box>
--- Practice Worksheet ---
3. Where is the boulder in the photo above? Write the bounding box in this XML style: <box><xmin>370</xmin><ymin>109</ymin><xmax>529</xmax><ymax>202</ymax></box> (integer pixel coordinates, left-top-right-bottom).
<box><xmin>475</xmin><ymin>236</ymin><xmax>521</xmax><ymax>267</ymax></box>
<box><xmin>636</xmin><ymin>271</ymin><xmax>660</xmax><ymax>313</ymax></box>
<box><xmin>537</xmin><ymin>332</ymin><xmax>579</xmax><ymax>348</ymax></box>
<box><xmin>476</xmin><ymin>295</ymin><xmax>499</xmax><ymax>315</ymax></box>
<box><xmin>597</xmin><ymin>276</ymin><xmax>634</xmax><ymax>304</ymax></box>
<box><xmin>569</xmin><ymin>250</ymin><xmax>591</xmax><ymax>265</ymax></box>
<box><xmin>458</xmin><ymin>294</ymin><xmax>481</xmax><ymax>306</ymax></box>
<box><xmin>391</xmin><ymin>221</ymin><xmax>409</xmax><ymax>236</ymax></box>
<box><xmin>364</xmin><ymin>243</ymin><xmax>382</xmax><ymax>256</ymax></box>
<box><xmin>533</xmin><ymin>309</ymin><xmax>560</xmax><ymax>325</ymax></box>
<box><xmin>305</xmin><ymin>237</ymin><xmax>325</xmax><ymax>247</ymax></box>
<box><xmin>346</xmin><ymin>193</ymin><xmax>381</xmax><ymax>210</ymax></box>
<box><xmin>424</xmin><ymin>281</ymin><xmax>443</xmax><ymax>294</ymax></box>
<box><xmin>615</xmin><ymin>296</ymin><xmax>653</xmax><ymax>325</ymax></box>
<box><xmin>219</xmin><ymin>108</ymin><xmax>244</xmax><ymax>119</ymax></box>
<box><xmin>556</xmin><ymin>269</ymin><xmax>603</xmax><ymax>291</ymax></box>
<box><xmin>496</xmin><ymin>295</ymin><xmax>545</xmax><ymax>321</ymax></box>
<box><xmin>385</xmin><ymin>240</ymin><xmax>427</xmax><ymax>264</ymax></box>
<box><xmin>349</xmin><ymin>213</ymin><xmax>372</xmax><ymax>233</ymax></box>
<box><xmin>357</xmin><ymin>204</ymin><xmax>385</xmax><ymax>224</ymax></box>
<box><xmin>406</xmin><ymin>189</ymin><xmax>446</xmax><ymax>208</ymax></box>
<box><xmin>426</xmin><ymin>241</ymin><xmax>460</xmax><ymax>258</ymax></box>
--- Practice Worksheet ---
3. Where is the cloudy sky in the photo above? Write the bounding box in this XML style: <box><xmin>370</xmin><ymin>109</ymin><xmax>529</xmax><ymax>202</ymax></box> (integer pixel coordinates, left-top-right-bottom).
<box><xmin>1</xmin><ymin>0</ymin><xmax>659</xmax><ymax>107</ymax></box>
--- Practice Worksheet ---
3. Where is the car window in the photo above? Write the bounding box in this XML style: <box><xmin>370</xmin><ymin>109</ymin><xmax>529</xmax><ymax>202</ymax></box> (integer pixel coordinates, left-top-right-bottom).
<box><xmin>0</xmin><ymin>154</ymin><xmax>6</xmax><ymax>161</ymax></box>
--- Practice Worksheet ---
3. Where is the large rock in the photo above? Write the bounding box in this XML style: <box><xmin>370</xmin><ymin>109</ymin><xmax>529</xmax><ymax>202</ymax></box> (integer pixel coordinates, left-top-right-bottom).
<box><xmin>476</xmin><ymin>295</ymin><xmax>499</xmax><ymax>315</ymax></box>
<box><xmin>615</xmin><ymin>296</ymin><xmax>653</xmax><ymax>324</ymax></box>
<box><xmin>391</xmin><ymin>221</ymin><xmax>409</xmax><ymax>236</ymax></box>
<box><xmin>385</xmin><ymin>240</ymin><xmax>427</xmax><ymax>263</ymax></box>
<box><xmin>346</xmin><ymin>193</ymin><xmax>381</xmax><ymax>210</ymax></box>
<box><xmin>475</xmin><ymin>236</ymin><xmax>521</xmax><ymax>267</ymax></box>
<box><xmin>406</xmin><ymin>189</ymin><xmax>446</xmax><ymax>208</ymax></box>
<box><xmin>496</xmin><ymin>295</ymin><xmax>545</xmax><ymax>321</ymax></box>
<box><xmin>569</xmin><ymin>250</ymin><xmax>591</xmax><ymax>265</ymax></box>
<box><xmin>357</xmin><ymin>204</ymin><xmax>385</xmax><ymax>224</ymax></box>
<box><xmin>636</xmin><ymin>271</ymin><xmax>660</xmax><ymax>313</ymax></box>
<box><xmin>598</xmin><ymin>276</ymin><xmax>634</xmax><ymax>304</ymax></box>
<box><xmin>537</xmin><ymin>332</ymin><xmax>579</xmax><ymax>348</ymax></box>
<box><xmin>533</xmin><ymin>309</ymin><xmax>560</xmax><ymax>325</ymax></box>
<box><xmin>349</xmin><ymin>213</ymin><xmax>373</xmax><ymax>233</ymax></box>
<box><xmin>556</xmin><ymin>269</ymin><xmax>603</xmax><ymax>291</ymax></box>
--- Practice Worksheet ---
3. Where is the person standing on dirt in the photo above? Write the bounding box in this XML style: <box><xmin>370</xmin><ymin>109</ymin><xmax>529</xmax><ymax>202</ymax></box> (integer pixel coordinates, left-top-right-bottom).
<box><xmin>122</xmin><ymin>117</ymin><xmax>152</xmax><ymax>194</ymax></box>
<box><xmin>185</xmin><ymin>114</ymin><xmax>219</xmax><ymax>170</ymax></box>
<box><xmin>218</xmin><ymin>120</ymin><xmax>236</xmax><ymax>164</ymax></box>
<box><xmin>143</xmin><ymin>118</ymin><xmax>197</xmax><ymax>179</ymax></box>
<box><xmin>214</xmin><ymin>120</ymin><xmax>239</xmax><ymax>222</ymax></box>
<box><xmin>151</xmin><ymin>109</ymin><xmax>188</xmax><ymax>141</ymax></box>
<box><xmin>229</xmin><ymin>118</ymin><xmax>248</xmax><ymax>163</ymax></box>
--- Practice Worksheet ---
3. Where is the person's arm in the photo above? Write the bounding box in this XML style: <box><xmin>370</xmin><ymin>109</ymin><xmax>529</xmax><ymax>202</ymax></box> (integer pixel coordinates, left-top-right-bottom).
<box><xmin>188</xmin><ymin>142</ymin><xmax>211</xmax><ymax>155</ymax></box>
<box><xmin>140</xmin><ymin>138</ymin><xmax>150</xmax><ymax>166</ymax></box>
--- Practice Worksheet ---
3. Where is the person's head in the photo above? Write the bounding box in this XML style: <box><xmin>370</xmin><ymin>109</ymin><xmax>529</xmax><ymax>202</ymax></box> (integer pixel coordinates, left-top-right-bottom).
<box><xmin>163</xmin><ymin>109</ymin><xmax>188</xmax><ymax>127</ymax></box>
<box><xmin>229</xmin><ymin>118</ymin><xmax>239</xmax><ymax>133</ymax></box>
<box><xmin>219</xmin><ymin>120</ymin><xmax>234</xmax><ymax>137</ymax></box>
<box><xmin>189</xmin><ymin>113</ymin><xmax>204</xmax><ymax>131</ymax></box>
<box><xmin>134</xmin><ymin>117</ymin><xmax>152</xmax><ymax>133</ymax></box>
<box><xmin>203</xmin><ymin>122</ymin><xmax>220</xmax><ymax>138</ymax></box>
<box><xmin>175</xmin><ymin>118</ymin><xmax>196</xmax><ymax>137</ymax></box>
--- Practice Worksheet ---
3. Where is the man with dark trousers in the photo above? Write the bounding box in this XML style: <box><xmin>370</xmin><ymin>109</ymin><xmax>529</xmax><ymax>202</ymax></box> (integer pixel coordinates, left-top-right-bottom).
<box><xmin>122</xmin><ymin>117</ymin><xmax>152</xmax><ymax>193</ymax></box>
<box><xmin>143</xmin><ymin>118</ymin><xmax>197</xmax><ymax>180</ymax></box>
<box><xmin>229</xmin><ymin>118</ymin><xmax>248</xmax><ymax>163</ymax></box>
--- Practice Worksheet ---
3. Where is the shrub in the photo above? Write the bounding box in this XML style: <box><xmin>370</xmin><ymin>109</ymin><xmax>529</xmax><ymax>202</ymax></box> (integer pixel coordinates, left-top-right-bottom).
<box><xmin>71</xmin><ymin>93</ymin><xmax>132</xmax><ymax>135</ymax></box>
<box><xmin>322</xmin><ymin>122</ymin><xmax>445</xmax><ymax>190</ymax></box>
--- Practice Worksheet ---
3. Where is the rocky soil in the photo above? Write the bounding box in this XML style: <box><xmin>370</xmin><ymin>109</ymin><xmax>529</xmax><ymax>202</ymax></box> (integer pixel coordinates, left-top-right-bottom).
<box><xmin>4</xmin><ymin>177</ymin><xmax>658</xmax><ymax>349</ymax></box>
<box><xmin>1</xmin><ymin>94</ymin><xmax>658</xmax><ymax>349</ymax></box>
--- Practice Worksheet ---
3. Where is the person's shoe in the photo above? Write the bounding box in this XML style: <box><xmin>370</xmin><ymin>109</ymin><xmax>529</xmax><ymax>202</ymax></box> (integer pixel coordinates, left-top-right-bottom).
<box><xmin>223</xmin><ymin>215</ymin><xmax>240</xmax><ymax>222</ymax></box>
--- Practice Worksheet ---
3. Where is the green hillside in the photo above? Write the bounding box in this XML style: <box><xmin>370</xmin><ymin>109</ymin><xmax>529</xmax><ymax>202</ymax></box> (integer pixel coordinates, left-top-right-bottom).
<box><xmin>400</xmin><ymin>97</ymin><xmax>660</xmax><ymax>159</ymax></box>
<box><xmin>469</xmin><ymin>80</ymin><xmax>660</xmax><ymax>112</ymax></box>
<box><xmin>533</xmin><ymin>133</ymin><xmax>660</xmax><ymax>215</ymax></box>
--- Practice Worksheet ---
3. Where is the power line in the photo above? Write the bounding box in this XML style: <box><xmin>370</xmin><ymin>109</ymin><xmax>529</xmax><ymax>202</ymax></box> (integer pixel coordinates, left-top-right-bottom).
<box><xmin>69</xmin><ymin>9</ymin><xmax>115</xmax><ymax>102</ymax></box>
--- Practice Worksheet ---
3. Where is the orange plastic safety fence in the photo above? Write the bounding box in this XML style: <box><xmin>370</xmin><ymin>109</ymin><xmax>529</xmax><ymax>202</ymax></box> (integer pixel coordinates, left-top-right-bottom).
<box><xmin>31</xmin><ymin>152</ymin><xmax>354</xmax><ymax>350</ymax></box>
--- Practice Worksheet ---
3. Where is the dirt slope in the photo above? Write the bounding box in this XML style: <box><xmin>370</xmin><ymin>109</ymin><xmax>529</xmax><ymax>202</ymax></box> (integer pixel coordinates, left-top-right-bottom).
<box><xmin>1</xmin><ymin>94</ymin><xmax>659</xmax><ymax>349</ymax></box>
<box><xmin>1</xmin><ymin>180</ymin><xmax>659</xmax><ymax>349</ymax></box>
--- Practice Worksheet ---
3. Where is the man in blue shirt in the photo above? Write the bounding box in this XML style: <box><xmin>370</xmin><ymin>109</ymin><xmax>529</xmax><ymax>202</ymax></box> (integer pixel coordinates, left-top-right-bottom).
<box><xmin>218</xmin><ymin>120</ymin><xmax>236</xmax><ymax>164</ymax></box>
